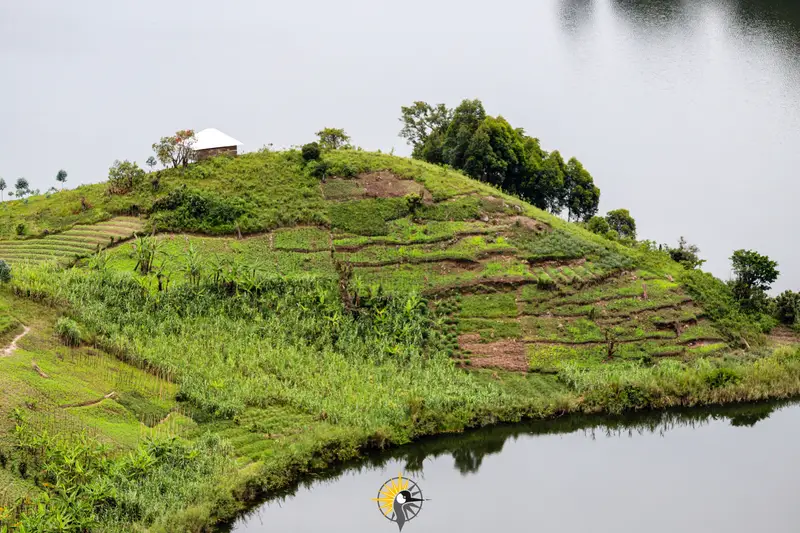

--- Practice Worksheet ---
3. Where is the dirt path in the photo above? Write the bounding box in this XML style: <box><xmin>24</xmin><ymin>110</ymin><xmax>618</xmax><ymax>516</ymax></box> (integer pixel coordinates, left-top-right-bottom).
<box><xmin>1</xmin><ymin>325</ymin><xmax>30</xmax><ymax>357</ymax></box>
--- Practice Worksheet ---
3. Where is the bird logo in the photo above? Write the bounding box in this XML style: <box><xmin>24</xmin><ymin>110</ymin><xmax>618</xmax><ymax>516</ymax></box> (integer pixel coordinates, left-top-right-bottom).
<box><xmin>372</xmin><ymin>473</ymin><xmax>427</xmax><ymax>531</ymax></box>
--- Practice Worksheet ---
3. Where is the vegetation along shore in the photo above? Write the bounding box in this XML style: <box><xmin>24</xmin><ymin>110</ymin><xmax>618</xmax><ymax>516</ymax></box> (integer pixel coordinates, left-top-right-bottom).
<box><xmin>1</xmin><ymin>100</ymin><xmax>799</xmax><ymax>532</ymax></box>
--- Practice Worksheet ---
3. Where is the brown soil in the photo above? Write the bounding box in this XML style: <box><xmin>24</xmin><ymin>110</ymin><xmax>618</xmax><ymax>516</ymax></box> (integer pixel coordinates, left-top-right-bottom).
<box><xmin>1</xmin><ymin>325</ymin><xmax>30</xmax><ymax>357</ymax></box>
<box><xmin>769</xmin><ymin>327</ymin><xmax>800</xmax><ymax>345</ymax></box>
<box><xmin>459</xmin><ymin>338</ymin><xmax>529</xmax><ymax>372</ymax></box>
<box><xmin>360</xmin><ymin>171</ymin><xmax>433</xmax><ymax>201</ymax></box>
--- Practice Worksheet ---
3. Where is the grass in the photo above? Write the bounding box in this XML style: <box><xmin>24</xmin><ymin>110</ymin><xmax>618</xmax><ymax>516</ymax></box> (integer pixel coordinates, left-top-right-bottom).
<box><xmin>336</xmin><ymin>235</ymin><xmax>515</xmax><ymax>266</ymax></box>
<box><xmin>457</xmin><ymin>293</ymin><xmax>518</xmax><ymax>318</ymax></box>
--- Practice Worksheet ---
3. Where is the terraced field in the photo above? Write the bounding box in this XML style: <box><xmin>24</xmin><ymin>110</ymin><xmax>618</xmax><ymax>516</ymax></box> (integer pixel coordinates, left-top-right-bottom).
<box><xmin>0</xmin><ymin>216</ymin><xmax>143</xmax><ymax>265</ymax></box>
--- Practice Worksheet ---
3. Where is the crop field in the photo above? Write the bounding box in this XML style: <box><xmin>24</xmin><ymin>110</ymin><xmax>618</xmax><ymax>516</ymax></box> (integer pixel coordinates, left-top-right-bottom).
<box><xmin>0</xmin><ymin>217</ymin><xmax>143</xmax><ymax>265</ymax></box>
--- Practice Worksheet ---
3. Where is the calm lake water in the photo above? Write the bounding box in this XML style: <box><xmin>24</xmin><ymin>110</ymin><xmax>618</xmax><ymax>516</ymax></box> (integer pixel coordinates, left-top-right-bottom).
<box><xmin>229</xmin><ymin>401</ymin><xmax>800</xmax><ymax>532</ymax></box>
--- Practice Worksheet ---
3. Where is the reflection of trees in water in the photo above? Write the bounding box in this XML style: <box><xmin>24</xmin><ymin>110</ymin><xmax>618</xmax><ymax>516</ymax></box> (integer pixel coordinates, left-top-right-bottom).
<box><xmin>559</xmin><ymin>0</ymin><xmax>595</xmax><ymax>35</ymax></box>
<box><xmin>226</xmin><ymin>400</ymin><xmax>795</xmax><ymax>530</ymax></box>
<box><xmin>608</xmin><ymin>0</ymin><xmax>800</xmax><ymax>39</ymax></box>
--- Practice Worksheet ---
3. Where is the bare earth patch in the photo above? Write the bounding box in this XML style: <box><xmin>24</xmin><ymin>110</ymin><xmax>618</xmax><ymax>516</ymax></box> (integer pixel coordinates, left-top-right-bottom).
<box><xmin>459</xmin><ymin>337</ymin><xmax>529</xmax><ymax>372</ymax></box>
<box><xmin>360</xmin><ymin>171</ymin><xmax>432</xmax><ymax>201</ymax></box>
<box><xmin>768</xmin><ymin>327</ymin><xmax>800</xmax><ymax>346</ymax></box>
<box><xmin>1</xmin><ymin>326</ymin><xmax>30</xmax><ymax>357</ymax></box>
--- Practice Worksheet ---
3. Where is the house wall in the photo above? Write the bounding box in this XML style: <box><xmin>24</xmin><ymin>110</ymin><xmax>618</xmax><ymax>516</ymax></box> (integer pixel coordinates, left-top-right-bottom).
<box><xmin>194</xmin><ymin>146</ymin><xmax>238</xmax><ymax>160</ymax></box>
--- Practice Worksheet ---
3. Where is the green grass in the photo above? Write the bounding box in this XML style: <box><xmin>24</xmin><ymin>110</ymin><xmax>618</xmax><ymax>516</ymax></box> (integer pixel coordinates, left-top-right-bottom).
<box><xmin>337</xmin><ymin>235</ymin><xmax>515</xmax><ymax>266</ymax></box>
<box><xmin>333</xmin><ymin>218</ymin><xmax>494</xmax><ymax>248</ymax></box>
<box><xmin>458</xmin><ymin>293</ymin><xmax>518</xmax><ymax>318</ymax></box>
<box><xmin>273</xmin><ymin>226</ymin><xmax>330</xmax><ymax>251</ymax></box>
<box><xmin>457</xmin><ymin>318</ymin><xmax>522</xmax><ymax>340</ymax></box>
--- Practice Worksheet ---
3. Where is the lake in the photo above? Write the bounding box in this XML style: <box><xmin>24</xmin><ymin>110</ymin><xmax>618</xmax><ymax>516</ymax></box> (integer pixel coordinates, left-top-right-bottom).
<box><xmin>229</xmin><ymin>400</ymin><xmax>800</xmax><ymax>532</ymax></box>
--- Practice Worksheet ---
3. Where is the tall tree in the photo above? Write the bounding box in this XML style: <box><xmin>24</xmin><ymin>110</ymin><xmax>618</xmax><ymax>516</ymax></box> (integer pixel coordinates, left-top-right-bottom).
<box><xmin>399</xmin><ymin>102</ymin><xmax>452</xmax><ymax>162</ymax></box>
<box><xmin>0</xmin><ymin>178</ymin><xmax>5</xmax><ymax>202</ymax></box>
<box><xmin>668</xmin><ymin>237</ymin><xmax>706</xmax><ymax>269</ymax></box>
<box><xmin>605</xmin><ymin>208</ymin><xmax>636</xmax><ymax>239</ymax></box>
<box><xmin>315</xmin><ymin>128</ymin><xmax>351</xmax><ymax>150</ymax></box>
<box><xmin>56</xmin><ymin>169</ymin><xmax>68</xmax><ymax>190</ymax></box>
<box><xmin>146</xmin><ymin>156</ymin><xmax>158</xmax><ymax>172</ymax></box>
<box><xmin>729</xmin><ymin>249</ymin><xmax>779</xmax><ymax>312</ymax></box>
<box><xmin>443</xmin><ymin>99</ymin><xmax>486</xmax><ymax>170</ymax></box>
<box><xmin>14</xmin><ymin>177</ymin><xmax>30</xmax><ymax>199</ymax></box>
<box><xmin>560</xmin><ymin>158</ymin><xmax>599</xmax><ymax>222</ymax></box>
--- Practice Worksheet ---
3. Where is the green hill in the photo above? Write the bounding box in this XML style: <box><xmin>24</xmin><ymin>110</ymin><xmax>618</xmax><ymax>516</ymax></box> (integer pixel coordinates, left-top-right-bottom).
<box><xmin>1</xmin><ymin>149</ymin><xmax>798</xmax><ymax>532</ymax></box>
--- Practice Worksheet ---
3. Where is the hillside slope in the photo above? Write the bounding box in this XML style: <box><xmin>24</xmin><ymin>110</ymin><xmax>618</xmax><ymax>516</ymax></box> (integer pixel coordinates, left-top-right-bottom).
<box><xmin>1</xmin><ymin>149</ymin><xmax>798</xmax><ymax>532</ymax></box>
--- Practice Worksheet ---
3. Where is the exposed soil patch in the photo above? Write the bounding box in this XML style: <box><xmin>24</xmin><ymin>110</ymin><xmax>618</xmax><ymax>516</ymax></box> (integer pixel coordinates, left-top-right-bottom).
<box><xmin>325</xmin><ymin>172</ymin><xmax>433</xmax><ymax>202</ymax></box>
<box><xmin>769</xmin><ymin>327</ymin><xmax>800</xmax><ymax>346</ymax></box>
<box><xmin>504</xmin><ymin>215</ymin><xmax>548</xmax><ymax>232</ymax></box>
<box><xmin>1</xmin><ymin>325</ymin><xmax>30</xmax><ymax>357</ymax></box>
<box><xmin>459</xmin><ymin>338</ymin><xmax>528</xmax><ymax>372</ymax></box>
<box><xmin>361</xmin><ymin>171</ymin><xmax>433</xmax><ymax>201</ymax></box>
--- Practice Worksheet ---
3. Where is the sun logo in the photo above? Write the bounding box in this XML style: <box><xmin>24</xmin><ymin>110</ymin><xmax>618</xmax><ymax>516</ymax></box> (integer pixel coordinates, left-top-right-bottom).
<box><xmin>372</xmin><ymin>473</ymin><xmax>427</xmax><ymax>531</ymax></box>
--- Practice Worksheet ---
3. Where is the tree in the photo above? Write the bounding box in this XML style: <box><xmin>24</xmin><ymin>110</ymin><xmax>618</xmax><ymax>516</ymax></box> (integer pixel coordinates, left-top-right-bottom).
<box><xmin>146</xmin><ymin>156</ymin><xmax>158</xmax><ymax>172</ymax></box>
<box><xmin>399</xmin><ymin>102</ymin><xmax>452</xmax><ymax>161</ymax></box>
<box><xmin>56</xmin><ymin>169</ymin><xmax>68</xmax><ymax>190</ymax></box>
<box><xmin>586</xmin><ymin>215</ymin><xmax>610</xmax><ymax>235</ymax></box>
<box><xmin>14</xmin><ymin>177</ymin><xmax>30</xmax><ymax>199</ymax></box>
<box><xmin>605</xmin><ymin>209</ymin><xmax>636</xmax><ymax>240</ymax></box>
<box><xmin>667</xmin><ymin>237</ymin><xmax>706</xmax><ymax>269</ymax></box>
<box><xmin>0</xmin><ymin>178</ymin><xmax>5</xmax><ymax>202</ymax></box>
<box><xmin>301</xmin><ymin>142</ymin><xmax>322</xmax><ymax>162</ymax></box>
<box><xmin>774</xmin><ymin>290</ymin><xmax>800</xmax><ymax>325</ymax></box>
<box><xmin>729</xmin><ymin>249</ymin><xmax>779</xmax><ymax>312</ymax></box>
<box><xmin>443</xmin><ymin>99</ymin><xmax>486</xmax><ymax>169</ymax></box>
<box><xmin>315</xmin><ymin>128</ymin><xmax>351</xmax><ymax>150</ymax></box>
<box><xmin>107</xmin><ymin>160</ymin><xmax>145</xmax><ymax>194</ymax></box>
<box><xmin>152</xmin><ymin>129</ymin><xmax>196</xmax><ymax>168</ymax></box>
<box><xmin>563</xmin><ymin>158</ymin><xmax>600</xmax><ymax>222</ymax></box>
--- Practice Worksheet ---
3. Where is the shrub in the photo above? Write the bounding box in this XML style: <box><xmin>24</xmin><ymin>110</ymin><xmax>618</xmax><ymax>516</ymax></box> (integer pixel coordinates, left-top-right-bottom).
<box><xmin>301</xmin><ymin>142</ymin><xmax>322</xmax><ymax>162</ymax></box>
<box><xmin>150</xmin><ymin>187</ymin><xmax>244</xmax><ymax>233</ymax></box>
<box><xmin>586</xmin><ymin>216</ymin><xmax>609</xmax><ymax>235</ymax></box>
<box><xmin>307</xmin><ymin>159</ymin><xmax>331</xmax><ymax>179</ymax></box>
<box><xmin>55</xmin><ymin>317</ymin><xmax>82</xmax><ymax>346</ymax></box>
<box><xmin>704</xmin><ymin>367</ymin><xmax>741</xmax><ymax>389</ymax></box>
<box><xmin>0</xmin><ymin>260</ymin><xmax>10</xmax><ymax>283</ymax></box>
<box><xmin>775</xmin><ymin>290</ymin><xmax>800</xmax><ymax>325</ymax></box>
<box><xmin>15</xmin><ymin>222</ymin><xmax>26</xmax><ymax>236</ymax></box>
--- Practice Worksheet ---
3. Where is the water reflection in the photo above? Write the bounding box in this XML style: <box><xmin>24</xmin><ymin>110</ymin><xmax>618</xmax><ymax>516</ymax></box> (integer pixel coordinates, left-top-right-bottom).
<box><xmin>227</xmin><ymin>399</ymin><xmax>797</xmax><ymax>533</ymax></box>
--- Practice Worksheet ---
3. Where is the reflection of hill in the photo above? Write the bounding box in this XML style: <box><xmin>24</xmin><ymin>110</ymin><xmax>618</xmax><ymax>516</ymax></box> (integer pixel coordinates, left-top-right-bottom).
<box><xmin>559</xmin><ymin>0</ymin><xmax>595</xmax><ymax>35</ymax></box>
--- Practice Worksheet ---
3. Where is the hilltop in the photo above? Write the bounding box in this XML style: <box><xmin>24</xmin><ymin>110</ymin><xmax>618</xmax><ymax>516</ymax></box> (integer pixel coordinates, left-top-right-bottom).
<box><xmin>1</xmin><ymin>149</ymin><xmax>799</xmax><ymax>532</ymax></box>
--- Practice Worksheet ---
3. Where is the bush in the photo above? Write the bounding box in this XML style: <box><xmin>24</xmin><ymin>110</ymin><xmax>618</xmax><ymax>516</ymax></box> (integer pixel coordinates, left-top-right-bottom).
<box><xmin>150</xmin><ymin>186</ymin><xmax>245</xmax><ymax>233</ymax></box>
<box><xmin>775</xmin><ymin>291</ymin><xmax>800</xmax><ymax>325</ymax></box>
<box><xmin>55</xmin><ymin>317</ymin><xmax>82</xmax><ymax>347</ymax></box>
<box><xmin>586</xmin><ymin>216</ymin><xmax>609</xmax><ymax>235</ymax></box>
<box><xmin>15</xmin><ymin>223</ymin><xmax>26</xmax><ymax>236</ymax></box>
<box><xmin>0</xmin><ymin>260</ymin><xmax>10</xmax><ymax>283</ymax></box>
<box><xmin>301</xmin><ymin>142</ymin><xmax>322</xmax><ymax>162</ymax></box>
<box><xmin>704</xmin><ymin>367</ymin><xmax>741</xmax><ymax>389</ymax></box>
<box><xmin>307</xmin><ymin>159</ymin><xmax>331</xmax><ymax>179</ymax></box>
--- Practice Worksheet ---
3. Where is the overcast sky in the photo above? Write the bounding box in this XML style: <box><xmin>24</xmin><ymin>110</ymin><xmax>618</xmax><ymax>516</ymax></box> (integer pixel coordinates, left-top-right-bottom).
<box><xmin>2</xmin><ymin>0</ymin><xmax>798</xmax><ymax>291</ymax></box>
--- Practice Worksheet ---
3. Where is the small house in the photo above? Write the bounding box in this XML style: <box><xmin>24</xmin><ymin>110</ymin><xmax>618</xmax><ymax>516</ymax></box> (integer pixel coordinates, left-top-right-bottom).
<box><xmin>193</xmin><ymin>128</ymin><xmax>243</xmax><ymax>160</ymax></box>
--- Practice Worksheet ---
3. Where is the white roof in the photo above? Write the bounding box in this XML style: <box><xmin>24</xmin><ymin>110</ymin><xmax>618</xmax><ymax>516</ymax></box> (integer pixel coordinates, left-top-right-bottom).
<box><xmin>193</xmin><ymin>128</ymin><xmax>242</xmax><ymax>150</ymax></box>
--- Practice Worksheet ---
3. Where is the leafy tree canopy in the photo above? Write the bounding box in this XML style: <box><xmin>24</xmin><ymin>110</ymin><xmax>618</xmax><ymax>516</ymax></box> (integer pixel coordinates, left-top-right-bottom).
<box><xmin>107</xmin><ymin>160</ymin><xmax>145</xmax><ymax>195</ymax></box>
<box><xmin>605</xmin><ymin>209</ymin><xmax>636</xmax><ymax>240</ymax></box>
<box><xmin>399</xmin><ymin>99</ymin><xmax>599</xmax><ymax>221</ymax></box>
<box><xmin>153</xmin><ymin>129</ymin><xmax>196</xmax><ymax>169</ymax></box>
<box><xmin>775</xmin><ymin>290</ymin><xmax>800</xmax><ymax>326</ymax></box>
<box><xmin>729</xmin><ymin>249</ymin><xmax>779</xmax><ymax>313</ymax></box>
<box><xmin>668</xmin><ymin>236</ymin><xmax>706</xmax><ymax>269</ymax></box>
<box><xmin>315</xmin><ymin>128</ymin><xmax>351</xmax><ymax>151</ymax></box>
